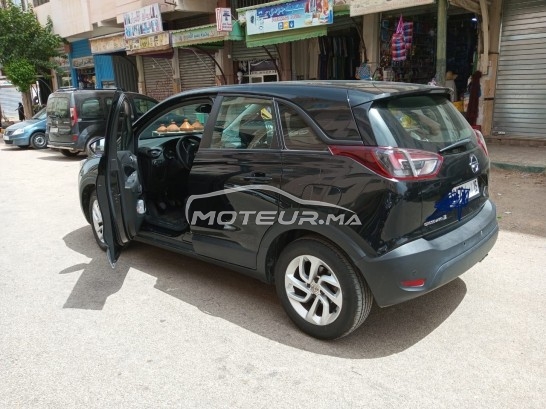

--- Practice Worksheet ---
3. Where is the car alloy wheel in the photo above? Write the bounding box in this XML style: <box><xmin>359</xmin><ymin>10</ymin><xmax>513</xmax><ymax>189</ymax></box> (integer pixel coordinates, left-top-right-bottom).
<box><xmin>275</xmin><ymin>237</ymin><xmax>373</xmax><ymax>339</ymax></box>
<box><xmin>284</xmin><ymin>255</ymin><xmax>342</xmax><ymax>326</ymax></box>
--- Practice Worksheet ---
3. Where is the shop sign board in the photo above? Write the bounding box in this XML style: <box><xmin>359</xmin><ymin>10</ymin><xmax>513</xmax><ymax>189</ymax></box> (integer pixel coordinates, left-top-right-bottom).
<box><xmin>244</xmin><ymin>0</ymin><xmax>334</xmax><ymax>36</ymax></box>
<box><xmin>351</xmin><ymin>0</ymin><xmax>435</xmax><ymax>16</ymax></box>
<box><xmin>52</xmin><ymin>54</ymin><xmax>70</xmax><ymax>69</ymax></box>
<box><xmin>90</xmin><ymin>33</ymin><xmax>126</xmax><ymax>54</ymax></box>
<box><xmin>126</xmin><ymin>32</ymin><xmax>170</xmax><ymax>52</ymax></box>
<box><xmin>123</xmin><ymin>2</ymin><xmax>163</xmax><ymax>39</ymax></box>
<box><xmin>172</xmin><ymin>25</ymin><xmax>229</xmax><ymax>47</ymax></box>
<box><xmin>72</xmin><ymin>56</ymin><xmax>94</xmax><ymax>69</ymax></box>
<box><xmin>216</xmin><ymin>8</ymin><xmax>233</xmax><ymax>32</ymax></box>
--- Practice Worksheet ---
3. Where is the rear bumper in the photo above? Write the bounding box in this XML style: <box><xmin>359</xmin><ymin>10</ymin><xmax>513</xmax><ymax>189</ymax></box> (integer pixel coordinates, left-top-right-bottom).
<box><xmin>47</xmin><ymin>140</ymin><xmax>82</xmax><ymax>151</ymax></box>
<box><xmin>358</xmin><ymin>200</ymin><xmax>498</xmax><ymax>307</ymax></box>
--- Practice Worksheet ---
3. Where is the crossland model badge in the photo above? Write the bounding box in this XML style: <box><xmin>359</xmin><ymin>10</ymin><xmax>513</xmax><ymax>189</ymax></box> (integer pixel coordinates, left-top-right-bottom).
<box><xmin>469</xmin><ymin>154</ymin><xmax>479</xmax><ymax>174</ymax></box>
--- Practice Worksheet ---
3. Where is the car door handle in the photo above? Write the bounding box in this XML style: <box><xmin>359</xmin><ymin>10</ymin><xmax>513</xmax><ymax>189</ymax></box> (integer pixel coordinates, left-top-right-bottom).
<box><xmin>244</xmin><ymin>173</ymin><xmax>273</xmax><ymax>183</ymax></box>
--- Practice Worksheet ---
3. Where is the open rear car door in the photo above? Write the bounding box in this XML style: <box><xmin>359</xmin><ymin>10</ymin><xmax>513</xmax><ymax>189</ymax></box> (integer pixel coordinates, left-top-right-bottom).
<box><xmin>96</xmin><ymin>92</ymin><xmax>144</xmax><ymax>267</ymax></box>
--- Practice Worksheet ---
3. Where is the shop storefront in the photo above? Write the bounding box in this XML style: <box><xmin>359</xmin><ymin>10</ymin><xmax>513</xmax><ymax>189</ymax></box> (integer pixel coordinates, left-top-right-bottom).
<box><xmin>171</xmin><ymin>23</ymin><xmax>244</xmax><ymax>90</ymax></box>
<box><xmin>126</xmin><ymin>32</ymin><xmax>174</xmax><ymax>101</ymax></box>
<box><xmin>52</xmin><ymin>54</ymin><xmax>72</xmax><ymax>89</ymax></box>
<box><xmin>235</xmin><ymin>1</ymin><xmax>362</xmax><ymax>81</ymax></box>
<box><xmin>292</xmin><ymin>7</ymin><xmax>363</xmax><ymax>80</ymax></box>
<box><xmin>351</xmin><ymin>0</ymin><xmax>480</xmax><ymax>100</ymax></box>
<box><xmin>70</xmin><ymin>40</ymin><xmax>95</xmax><ymax>89</ymax></box>
<box><xmin>90</xmin><ymin>33</ymin><xmax>139</xmax><ymax>92</ymax></box>
<box><xmin>492</xmin><ymin>0</ymin><xmax>546</xmax><ymax>139</ymax></box>
<box><xmin>231</xmin><ymin>41</ymin><xmax>280</xmax><ymax>83</ymax></box>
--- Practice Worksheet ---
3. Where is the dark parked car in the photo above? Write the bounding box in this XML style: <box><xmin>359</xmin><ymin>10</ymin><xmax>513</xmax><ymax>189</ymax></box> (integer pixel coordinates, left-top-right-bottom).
<box><xmin>46</xmin><ymin>88</ymin><xmax>157</xmax><ymax>157</ymax></box>
<box><xmin>78</xmin><ymin>81</ymin><xmax>498</xmax><ymax>339</ymax></box>
<box><xmin>2</xmin><ymin>107</ymin><xmax>48</xmax><ymax>149</ymax></box>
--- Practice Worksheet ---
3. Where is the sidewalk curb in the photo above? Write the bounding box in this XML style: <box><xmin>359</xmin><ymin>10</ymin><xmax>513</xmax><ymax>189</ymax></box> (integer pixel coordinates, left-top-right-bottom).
<box><xmin>491</xmin><ymin>162</ymin><xmax>546</xmax><ymax>174</ymax></box>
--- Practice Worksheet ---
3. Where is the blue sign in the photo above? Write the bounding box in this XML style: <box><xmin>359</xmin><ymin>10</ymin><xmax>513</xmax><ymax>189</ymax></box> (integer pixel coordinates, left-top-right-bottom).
<box><xmin>245</xmin><ymin>0</ymin><xmax>334</xmax><ymax>36</ymax></box>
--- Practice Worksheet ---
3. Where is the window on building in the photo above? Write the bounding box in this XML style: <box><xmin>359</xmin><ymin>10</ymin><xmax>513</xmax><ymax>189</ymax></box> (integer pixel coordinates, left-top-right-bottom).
<box><xmin>33</xmin><ymin>0</ymin><xmax>50</xmax><ymax>6</ymax></box>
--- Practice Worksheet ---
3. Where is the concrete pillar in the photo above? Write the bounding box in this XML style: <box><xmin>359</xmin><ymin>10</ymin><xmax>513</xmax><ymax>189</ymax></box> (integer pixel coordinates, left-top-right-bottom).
<box><xmin>481</xmin><ymin>0</ymin><xmax>502</xmax><ymax>137</ymax></box>
<box><xmin>172</xmin><ymin>47</ymin><xmax>181</xmax><ymax>94</ymax></box>
<box><xmin>436</xmin><ymin>0</ymin><xmax>448</xmax><ymax>86</ymax></box>
<box><xmin>362</xmin><ymin>14</ymin><xmax>380</xmax><ymax>75</ymax></box>
<box><xmin>136</xmin><ymin>55</ymin><xmax>146</xmax><ymax>95</ymax></box>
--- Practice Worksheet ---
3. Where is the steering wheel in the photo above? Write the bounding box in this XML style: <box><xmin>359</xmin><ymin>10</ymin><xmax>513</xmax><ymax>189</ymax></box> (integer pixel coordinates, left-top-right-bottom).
<box><xmin>176</xmin><ymin>135</ymin><xmax>201</xmax><ymax>170</ymax></box>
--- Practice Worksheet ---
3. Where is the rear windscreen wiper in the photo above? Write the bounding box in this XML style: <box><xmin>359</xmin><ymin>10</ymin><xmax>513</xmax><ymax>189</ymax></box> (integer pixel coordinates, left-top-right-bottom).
<box><xmin>438</xmin><ymin>138</ymin><xmax>471</xmax><ymax>154</ymax></box>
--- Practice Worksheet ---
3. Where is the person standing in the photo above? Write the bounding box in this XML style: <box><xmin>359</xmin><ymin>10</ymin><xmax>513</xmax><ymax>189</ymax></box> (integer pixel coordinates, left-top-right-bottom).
<box><xmin>16</xmin><ymin>103</ymin><xmax>25</xmax><ymax>121</ymax></box>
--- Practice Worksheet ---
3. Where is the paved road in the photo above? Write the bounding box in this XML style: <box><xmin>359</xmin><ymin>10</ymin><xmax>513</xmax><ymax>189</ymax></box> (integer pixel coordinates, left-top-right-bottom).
<box><xmin>1</xmin><ymin>145</ymin><xmax>544</xmax><ymax>408</ymax></box>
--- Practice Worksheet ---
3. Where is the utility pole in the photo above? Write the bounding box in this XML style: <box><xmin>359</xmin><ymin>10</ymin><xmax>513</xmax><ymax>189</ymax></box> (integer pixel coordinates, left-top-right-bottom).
<box><xmin>436</xmin><ymin>0</ymin><xmax>448</xmax><ymax>86</ymax></box>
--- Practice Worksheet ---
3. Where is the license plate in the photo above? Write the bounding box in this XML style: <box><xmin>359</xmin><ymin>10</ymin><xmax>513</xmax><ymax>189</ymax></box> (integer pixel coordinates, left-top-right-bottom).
<box><xmin>49</xmin><ymin>127</ymin><xmax>58</xmax><ymax>133</ymax></box>
<box><xmin>3</xmin><ymin>134</ymin><xmax>9</xmax><ymax>141</ymax></box>
<box><xmin>453</xmin><ymin>178</ymin><xmax>480</xmax><ymax>199</ymax></box>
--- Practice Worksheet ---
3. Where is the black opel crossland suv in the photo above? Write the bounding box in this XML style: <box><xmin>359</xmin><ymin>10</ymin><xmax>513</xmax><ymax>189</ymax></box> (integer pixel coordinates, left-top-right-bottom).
<box><xmin>78</xmin><ymin>81</ymin><xmax>498</xmax><ymax>339</ymax></box>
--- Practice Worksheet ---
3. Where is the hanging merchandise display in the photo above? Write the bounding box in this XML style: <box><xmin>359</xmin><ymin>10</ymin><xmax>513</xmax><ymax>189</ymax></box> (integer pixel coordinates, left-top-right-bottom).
<box><xmin>391</xmin><ymin>16</ymin><xmax>407</xmax><ymax>62</ymax></box>
<box><xmin>379</xmin><ymin>11</ymin><xmax>478</xmax><ymax>89</ymax></box>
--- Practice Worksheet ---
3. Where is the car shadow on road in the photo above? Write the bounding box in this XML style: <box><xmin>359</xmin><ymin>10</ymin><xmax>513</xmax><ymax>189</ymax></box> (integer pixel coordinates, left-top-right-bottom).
<box><xmin>62</xmin><ymin>226</ymin><xmax>467</xmax><ymax>359</ymax></box>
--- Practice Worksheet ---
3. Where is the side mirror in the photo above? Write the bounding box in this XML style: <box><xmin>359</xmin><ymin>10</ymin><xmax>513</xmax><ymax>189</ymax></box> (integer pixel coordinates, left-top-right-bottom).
<box><xmin>87</xmin><ymin>137</ymin><xmax>105</xmax><ymax>157</ymax></box>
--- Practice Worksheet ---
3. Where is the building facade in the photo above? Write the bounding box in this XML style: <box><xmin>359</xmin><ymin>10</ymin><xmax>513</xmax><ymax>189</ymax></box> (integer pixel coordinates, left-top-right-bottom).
<box><xmin>30</xmin><ymin>0</ymin><xmax>520</xmax><ymax>140</ymax></box>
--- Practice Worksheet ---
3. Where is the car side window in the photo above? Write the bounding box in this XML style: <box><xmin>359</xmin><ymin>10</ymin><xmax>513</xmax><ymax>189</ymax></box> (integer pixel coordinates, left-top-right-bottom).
<box><xmin>80</xmin><ymin>98</ymin><xmax>103</xmax><ymax>119</ymax></box>
<box><xmin>138</xmin><ymin>99</ymin><xmax>211</xmax><ymax>142</ymax></box>
<box><xmin>278</xmin><ymin>103</ymin><xmax>327</xmax><ymax>151</ymax></box>
<box><xmin>132</xmin><ymin>97</ymin><xmax>157</xmax><ymax>116</ymax></box>
<box><xmin>211</xmin><ymin>96</ymin><xmax>276</xmax><ymax>149</ymax></box>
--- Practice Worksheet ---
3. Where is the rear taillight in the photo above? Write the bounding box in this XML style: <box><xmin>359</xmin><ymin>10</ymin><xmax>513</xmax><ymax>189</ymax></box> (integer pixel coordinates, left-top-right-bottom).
<box><xmin>474</xmin><ymin>128</ymin><xmax>489</xmax><ymax>156</ymax></box>
<box><xmin>70</xmin><ymin>107</ymin><xmax>78</xmax><ymax>127</ymax></box>
<box><xmin>329</xmin><ymin>145</ymin><xmax>443</xmax><ymax>181</ymax></box>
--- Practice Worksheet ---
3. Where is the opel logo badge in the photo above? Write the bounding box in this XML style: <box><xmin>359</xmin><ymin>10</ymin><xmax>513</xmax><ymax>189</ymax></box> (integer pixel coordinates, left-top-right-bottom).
<box><xmin>469</xmin><ymin>154</ymin><xmax>479</xmax><ymax>174</ymax></box>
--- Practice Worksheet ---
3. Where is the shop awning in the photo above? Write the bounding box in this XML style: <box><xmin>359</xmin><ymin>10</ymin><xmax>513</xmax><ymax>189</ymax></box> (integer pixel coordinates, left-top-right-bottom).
<box><xmin>171</xmin><ymin>22</ymin><xmax>243</xmax><ymax>48</ymax></box>
<box><xmin>237</xmin><ymin>0</ymin><xmax>344</xmax><ymax>48</ymax></box>
<box><xmin>245</xmin><ymin>25</ymin><xmax>327</xmax><ymax>48</ymax></box>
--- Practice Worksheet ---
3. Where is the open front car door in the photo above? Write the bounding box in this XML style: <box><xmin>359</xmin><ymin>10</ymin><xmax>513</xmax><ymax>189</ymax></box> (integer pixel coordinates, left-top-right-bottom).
<box><xmin>96</xmin><ymin>92</ymin><xmax>144</xmax><ymax>267</ymax></box>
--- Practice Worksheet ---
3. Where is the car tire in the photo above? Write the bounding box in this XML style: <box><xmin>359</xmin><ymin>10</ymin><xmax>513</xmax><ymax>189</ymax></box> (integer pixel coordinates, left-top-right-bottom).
<box><xmin>275</xmin><ymin>237</ymin><xmax>373</xmax><ymax>340</ymax></box>
<box><xmin>30</xmin><ymin>132</ymin><xmax>47</xmax><ymax>149</ymax></box>
<box><xmin>61</xmin><ymin>149</ymin><xmax>79</xmax><ymax>157</ymax></box>
<box><xmin>89</xmin><ymin>190</ymin><xmax>107</xmax><ymax>251</ymax></box>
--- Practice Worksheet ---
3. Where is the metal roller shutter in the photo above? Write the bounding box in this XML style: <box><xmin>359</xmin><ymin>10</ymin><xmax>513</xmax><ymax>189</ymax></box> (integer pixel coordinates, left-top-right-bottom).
<box><xmin>178</xmin><ymin>50</ymin><xmax>216</xmax><ymax>91</ymax></box>
<box><xmin>143</xmin><ymin>56</ymin><xmax>174</xmax><ymax>101</ymax></box>
<box><xmin>493</xmin><ymin>0</ymin><xmax>546</xmax><ymax>139</ymax></box>
<box><xmin>113</xmin><ymin>55</ymin><xmax>138</xmax><ymax>93</ymax></box>
<box><xmin>231</xmin><ymin>41</ymin><xmax>279</xmax><ymax>61</ymax></box>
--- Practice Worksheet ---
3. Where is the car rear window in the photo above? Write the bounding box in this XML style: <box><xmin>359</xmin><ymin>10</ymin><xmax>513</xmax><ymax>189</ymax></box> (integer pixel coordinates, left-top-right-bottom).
<box><xmin>297</xmin><ymin>98</ymin><xmax>361</xmax><ymax>141</ymax></box>
<box><xmin>46</xmin><ymin>96</ymin><xmax>69</xmax><ymax>118</ymax></box>
<box><xmin>358</xmin><ymin>94</ymin><xmax>475</xmax><ymax>150</ymax></box>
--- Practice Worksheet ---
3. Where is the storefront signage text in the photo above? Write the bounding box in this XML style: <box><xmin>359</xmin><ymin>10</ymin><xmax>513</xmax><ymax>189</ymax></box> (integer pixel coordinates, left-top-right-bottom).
<box><xmin>90</xmin><ymin>33</ymin><xmax>126</xmax><ymax>54</ymax></box>
<box><xmin>123</xmin><ymin>2</ymin><xmax>163</xmax><ymax>39</ymax></box>
<box><xmin>72</xmin><ymin>56</ymin><xmax>94</xmax><ymax>69</ymax></box>
<box><xmin>172</xmin><ymin>25</ymin><xmax>229</xmax><ymax>47</ymax></box>
<box><xmin>126</xmin><ymin>32</ymin><xmax>170</xmax><ymax>51</ymax></box>
<box><xmin>244</xmin><ymin>0</ymin><xmax>334</xmax><ymax>36</ymax></box>
<box><xmin>52</xmin><ymin>54</ymin><xmax>70</xmax><ymax>69</ymax></box>
<box><xmin>350</xmin><ymin>0</ymin><xmax>435</xmax><ymax>16</ymax></box>
<box><xmin>216</xmin><ymin>8</ymin><xmax>233</xmax><ymax>32</ymax></box>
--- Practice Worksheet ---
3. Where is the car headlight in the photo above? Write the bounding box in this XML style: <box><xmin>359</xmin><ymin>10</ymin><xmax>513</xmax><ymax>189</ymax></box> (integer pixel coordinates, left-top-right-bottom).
<box><xmin>12</xmin><ymin>128</ymin><xmax>26</xmax><ymax>135</ymax></box>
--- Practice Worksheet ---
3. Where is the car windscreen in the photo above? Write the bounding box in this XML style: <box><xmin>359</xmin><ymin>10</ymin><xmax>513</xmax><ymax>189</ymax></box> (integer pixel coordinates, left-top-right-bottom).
<box><xmin>32</xmin><ymin>107</ymin><xmax>47</xmax><ymax>120</ymax></box>
<box><xmin>357</xmin><ymin>94</ymin><xmax>476</xmax><ymax>151</ymax></box>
